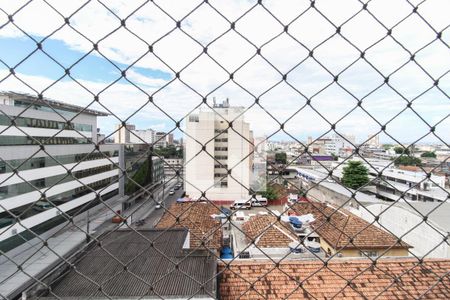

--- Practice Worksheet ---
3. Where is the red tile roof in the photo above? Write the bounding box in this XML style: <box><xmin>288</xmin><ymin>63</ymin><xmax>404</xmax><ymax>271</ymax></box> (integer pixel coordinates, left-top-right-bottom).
<box><xmin>155</xmin><ymin>202</ymin><xmax>223</xmax><ymax>250</ymax></box>
<box><xmin>242</xmin><ymin>214</ymin><xmax>297</xmax><ymax>248</ymax></box>
<box><xmin>219</xmin><ymin>258</ymin><xmax>450</xmax><ymax>299</ymax></box>
<box><xmin>290</xmin><ymin>202</ymin><xmax>411</xmax><ymax>250</ymax></box>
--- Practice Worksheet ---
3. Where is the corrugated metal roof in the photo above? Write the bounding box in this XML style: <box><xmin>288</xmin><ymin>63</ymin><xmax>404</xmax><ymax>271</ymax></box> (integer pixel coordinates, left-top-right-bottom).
<box><xmin>45</xmin><ymin>229</ymin><xmax>216</xmax><ymax>299</ymax></box>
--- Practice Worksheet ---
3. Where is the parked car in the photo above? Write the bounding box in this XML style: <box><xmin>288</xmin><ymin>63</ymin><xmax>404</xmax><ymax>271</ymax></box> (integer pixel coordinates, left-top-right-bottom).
<box><xmin>230</xmin><ymin>199</ymin><xmax>251</xmax><ymax>210</ymax></box>
<box><xmin>169</xmin><ymin>189</ymin><xmax>175</xmax><ymax>195</ymax></box>
<box><xmin>251</xmin><ymin>197</ymin><xmax>268</xmax><ymax>207</ymax></box>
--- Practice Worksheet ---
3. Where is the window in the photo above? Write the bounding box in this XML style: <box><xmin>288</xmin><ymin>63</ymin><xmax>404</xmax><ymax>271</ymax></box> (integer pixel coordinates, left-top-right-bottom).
<box><xmin>214</xmin><ymin>147</ymin><xmax>228</xmax><ymax>151</ymax></box>
<box><xmin>214</xmin><ymin>129</ymin><xmax>228</xmax><ymax>133</ymax></box>
<box><xmin>0</xmin><ymin>115</ymin><xmax>92</xmax><ymax>132</ymax></box>
<box><xmin>0</xmin><ymin>186</ymin><xmax>8</xmax><ymax>197</ymax></box>
<box><xmin>0</xmin><ymin>136</ymin><xmax>92</xmax><ymax>146</ymax></box>
<box><xmin>360</xmin><ymin>250</ymin><xmax>378</xmax><ymax>257</ymax></box>
<box><xmin>214</xmin><ymin>138</ymin><xmax>228</xmax><ymax>142</ymax></box>
<box><xmin>34</xmin><ymin>178</ymin><xmax>46</xmax><ymax>188</ymax></box>
<box><xmin>215</xmin><ymin>156</ymin><xmax>227</xmax><ymax>160</ymax></box>
<box><xmin>214</xmin><ymin>165</ymin><xmax>227</xmax><ymax>169</ymax></box>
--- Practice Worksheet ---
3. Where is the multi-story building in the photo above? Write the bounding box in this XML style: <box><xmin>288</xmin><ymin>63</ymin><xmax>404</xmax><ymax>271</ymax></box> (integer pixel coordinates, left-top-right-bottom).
<box><xmin>0</xmin><ymin>92</ymin><xmax>120</xmax><ymax>254</ymax></box>
<box><xmin>114</xmin><ymin>123</ymin><xmax>136</xmax><ymax>144</ymax></box>
<box><xmin>0</xmin><ymin>92</ymin><xmax>100</xmax><ymax>145</ymax></box>
<box><xmin>154</xmin><ymin>131</ymin><xmax>168</xmax><ymax>148</ymax></box>
<box><xmin>166</xmin><ymin>132</ymin><xmax>174</xmax><ymax>145</ymax></box>
<box><xmin>184</xmin><ymin>99</ymin><xmax>253</xmax><ymax>201</ymax></box>
<box><xmin>129</xmin><ymin>128</ymin><xmax>155</xmax><ymax>144</ymax></box>
<box><xmin>366</xmin><ymin>133</ymin><xmax>380</xmax><ymax>147</ymax></box>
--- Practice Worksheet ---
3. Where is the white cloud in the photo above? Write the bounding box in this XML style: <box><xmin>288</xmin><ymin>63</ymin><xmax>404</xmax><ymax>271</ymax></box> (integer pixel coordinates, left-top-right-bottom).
<box><xmin>0</xmin><ymin>0</ymin><xmax>448</xmax><ymax>143</ymax></box>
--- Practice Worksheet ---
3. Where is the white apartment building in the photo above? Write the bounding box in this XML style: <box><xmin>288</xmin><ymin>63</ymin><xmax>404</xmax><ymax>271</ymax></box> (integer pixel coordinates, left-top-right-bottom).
<box><xmin>184</xmin><ymin>100</ymin><xmax>253</xmax><ymax>201</ymax></box>
<box><xmin>324</xmin><ymin>133</ymin><xmax>355</xmax><ymax>156</ymax></box>
<box><xmin>0</xmin><ymin>92</ymin><xmax>120</xmax><ymax>254</ymax></box>
<box><xmin>129</xmin><ymin>128</ymin><xmax>155</xmax><ymax>144</ymax></box>
<box><xmin>114</xmin><ymin>123</ymin><xmax>136</xmax><ymax>144</ymax></box>
<box><xmin>153</xmin><ymin>132</ymin><xmax>174</xmax><ymax>148</ymax></box>
<box><xmin>366</xmin><ymin>134</ymin><xmax>380</xmax><ymax>148</ymax></box>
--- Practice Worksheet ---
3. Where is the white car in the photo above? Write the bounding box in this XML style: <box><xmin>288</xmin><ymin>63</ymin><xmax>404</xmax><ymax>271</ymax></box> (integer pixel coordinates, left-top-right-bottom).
<box><xmin>169</xmin><ymin>189</ymin><xmax>175</xmax><ymax>195</ymax></box>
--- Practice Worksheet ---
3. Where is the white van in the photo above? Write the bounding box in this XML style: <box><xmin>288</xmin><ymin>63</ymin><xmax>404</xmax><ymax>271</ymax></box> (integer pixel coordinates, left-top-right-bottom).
<box><xmin>230</xmin><ymin>199</ymin><xmax>251</xmax><ymax>210</ymax></box>
<box><xmin>251</xmin><ymin>197</ymin><xmax>268</xmax><ymax>207</ymax></box>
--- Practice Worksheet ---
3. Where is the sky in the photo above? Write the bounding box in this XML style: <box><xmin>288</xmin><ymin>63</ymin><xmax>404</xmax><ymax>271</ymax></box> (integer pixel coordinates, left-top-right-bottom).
<box><xmin>0</xmin><ymin>0</ymin><xmax>449</xmax><ymax>145</ymax></box>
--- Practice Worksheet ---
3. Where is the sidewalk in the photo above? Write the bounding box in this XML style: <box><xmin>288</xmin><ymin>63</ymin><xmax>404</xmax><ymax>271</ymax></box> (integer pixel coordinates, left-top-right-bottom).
<box><xmin>0</xmin><ymin>182</ymin><xmax>175</xmax><ymax>299</ymax></box>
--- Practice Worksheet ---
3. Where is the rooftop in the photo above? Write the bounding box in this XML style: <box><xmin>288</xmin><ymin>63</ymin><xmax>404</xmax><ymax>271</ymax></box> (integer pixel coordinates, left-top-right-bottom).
<box><xmin>155</xmin><ymin>202</ymin><xmax>223</xmax><ymax>250</ymax></box>
<box><xmin>219</xmin><ymin>258</ymin><xmax>450</xmax><ymax>299</ymax></box>
<box><xmin>365</xmin><ymin>201</ymin><xmax>450</xmax><ymax>233</ymax></box>
<box><xmin>290</xmin><ymin>202</ymin><xmax>411</xmax><ymax>250</ymax></box>
<box><xmin>242</xmin><ymin>214</ymin><xmax>297</xmax><ymax>248</ymax></box>
<box><xmin>41</xmin><ymin>229</ymin><xmax>216</xmax><ymax>299</ymax></box>
<box><xmin>1</xmin><ymin>91</ymin><xmax>109</xmax><ymax>116</ymax></box>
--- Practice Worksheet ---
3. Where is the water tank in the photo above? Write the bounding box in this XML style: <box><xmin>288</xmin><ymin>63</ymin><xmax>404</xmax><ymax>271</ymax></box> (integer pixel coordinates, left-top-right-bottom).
<box><xmin>220</xmin><ymin>246</ymin><xmax>233</xmax><ymax>259</ymax></box>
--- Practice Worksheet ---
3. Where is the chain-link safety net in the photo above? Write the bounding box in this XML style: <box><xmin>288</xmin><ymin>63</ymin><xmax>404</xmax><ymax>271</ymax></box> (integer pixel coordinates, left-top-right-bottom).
<box><xmin>0</xmin><ymin>0</ymin><xmax>449</xmax><ymax>299</ymax></box>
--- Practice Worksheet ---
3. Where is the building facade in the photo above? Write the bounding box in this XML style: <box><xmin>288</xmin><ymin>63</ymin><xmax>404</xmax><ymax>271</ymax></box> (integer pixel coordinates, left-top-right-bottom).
<box><xmin>0</xmin><ymin>92</ymin><xmax>120</xmax><ymax>253</ymax></box>
<box><xmin>184</xmin><ymin>100</ymin><xmax>253</xmax><ymax>201</ymax></box>
<box><xmin>0</xmin><ymin>92</ymin><xmax>100</xmax><ymax>145</ymax></box>
<box><xmin>129</xmin><ymin>128</ymin><xmax>155</xmax><ymax>144</ymax></box>
<box><xmin>114</xmin><ymin>123</ymin><xmax>136</xmax><ymax>144</ymax></box>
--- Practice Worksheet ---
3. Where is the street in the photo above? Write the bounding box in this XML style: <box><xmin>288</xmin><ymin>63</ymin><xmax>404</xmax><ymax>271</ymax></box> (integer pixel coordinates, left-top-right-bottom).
<box><xmin>137</xmin><ymin>187</ymin><xmax>184</xmax><ymax>228</ymax></box>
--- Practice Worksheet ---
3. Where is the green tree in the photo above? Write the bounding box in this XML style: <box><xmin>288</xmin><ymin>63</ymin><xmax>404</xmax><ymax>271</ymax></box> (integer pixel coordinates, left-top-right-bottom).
<box><xmin>394</xmin><ymin>146</ymin><xmax>410</xmax><ymax>155</ymax></box>
<box><xmin>154</xmin><ymin>145</ymin><xmax>183</xmax><ymax>158</ymax></box>
<box><xmin>421</xmin><ymin>151</ymin><xmax>436</xmax><ymax>158</ymax></box>
<box><xmin>394</xmin><ymin>155</ymin><xmax>422</xmax><ymax>166</ymax></box>
<box><xmin>125</xmin><ymin>159</ymin><xmax>150</xmax><ymax>194</ymax></box>
<box><xmin>275</xmin><ymin>152</ymin><xmax>287</xmax><ymax>164</ymax></box>
<box><xmin>260</xmin><ymin>185</ymin><xmax>279</xmax><ymax>200</ymax></box>
<box><xmin>341</xmin><ymin>161</ymin><xmax>369</xmax><ymax>190</ymax></box>
<box><xmin>383</xmin><ymin>144</ymin><xmax>392</xmax><ymax>150</ymax></box>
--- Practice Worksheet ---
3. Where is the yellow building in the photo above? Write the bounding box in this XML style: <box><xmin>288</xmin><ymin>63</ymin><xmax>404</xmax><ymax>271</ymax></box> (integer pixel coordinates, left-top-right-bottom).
<box><xmin>291</xmin><ymin>202</ymin><xmax>411</xmax><ymax>258</ymax></box>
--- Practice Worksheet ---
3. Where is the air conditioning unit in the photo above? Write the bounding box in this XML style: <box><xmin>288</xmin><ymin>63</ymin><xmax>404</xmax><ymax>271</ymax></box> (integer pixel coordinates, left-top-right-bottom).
<box><xmin>239</xmin><ymin>251</ymin><xmax>250</xmax><ymax>259</ymax></box>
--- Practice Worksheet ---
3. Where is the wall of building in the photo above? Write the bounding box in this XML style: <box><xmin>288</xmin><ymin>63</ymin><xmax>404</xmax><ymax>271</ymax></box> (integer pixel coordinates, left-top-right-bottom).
<box><xmin>184</xmin><ymin>106</ymin><xmax>252</xmax><ymax>201</ymax></box>
<box><xmin>320</xmin><ymin>238</ymin><xmax>409</xmax><ymax>257</ymax></box>
<box><xmin>355</xmin><ymin>204</ymin><xmax>450</xmax><ymax>258</ymax></box>
<box><xmin>0</xmin><ymin>144</ymin><xmax>120</xmax><ymax>251</ymax></box>
<box><xmin>0</xmin><ymin>103</ymin><xmax>97</xmax><ymax>143</ymax></box>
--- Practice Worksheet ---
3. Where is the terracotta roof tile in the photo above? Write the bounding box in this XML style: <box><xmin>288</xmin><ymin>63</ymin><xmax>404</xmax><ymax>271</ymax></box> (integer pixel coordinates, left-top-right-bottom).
<box><xmin>290</xmin><ymin>202</ymin><xmax>411</xmax><ymax>250</ymax></box>
<box><xmin>219</xmin><ymin>258</ymin><xmax>450</xmax><ymax>299</ymax></box>
<box><xmin>155</xmin><ymin>202</ymin><xmax>222</xmax><ymax>250</ymax></box>
<box><xmin>242</xmin><ymin>215</ymin><xmax>297</xmax><ymax>248</ymax></box>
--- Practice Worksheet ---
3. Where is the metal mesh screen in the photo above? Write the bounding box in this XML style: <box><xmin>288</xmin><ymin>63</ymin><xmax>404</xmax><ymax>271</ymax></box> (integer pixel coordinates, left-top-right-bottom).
<box><xmin>0</xmin><ymin>0</ymin><xmax>449</xmax><ymax>299</ymax></box>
